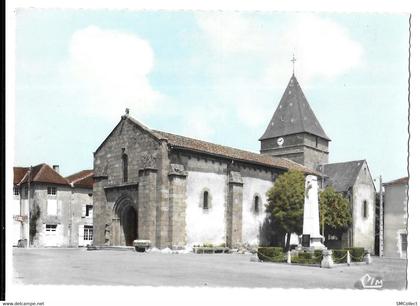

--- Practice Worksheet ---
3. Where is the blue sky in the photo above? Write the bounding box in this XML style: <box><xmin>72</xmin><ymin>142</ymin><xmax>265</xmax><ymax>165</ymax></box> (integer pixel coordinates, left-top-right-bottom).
<box><xmin>14</xmin><ymin>10</ymin><xmax>409</xmax><ymax>183</ymax></box>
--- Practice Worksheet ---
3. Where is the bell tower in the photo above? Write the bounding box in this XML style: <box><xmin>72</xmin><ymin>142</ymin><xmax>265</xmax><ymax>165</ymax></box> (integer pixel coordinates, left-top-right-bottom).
<box><xmin>259</xmin><ymin>68</ymin><xmax>330</xmax><ymax>170</ymax></box>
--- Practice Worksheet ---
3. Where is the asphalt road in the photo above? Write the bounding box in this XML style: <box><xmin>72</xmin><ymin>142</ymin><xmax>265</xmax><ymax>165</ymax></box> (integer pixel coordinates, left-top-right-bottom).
<box><xmin>12</xmin><ymin>248</ymin><xmax>407</xmax><ymax>289</ymax></box>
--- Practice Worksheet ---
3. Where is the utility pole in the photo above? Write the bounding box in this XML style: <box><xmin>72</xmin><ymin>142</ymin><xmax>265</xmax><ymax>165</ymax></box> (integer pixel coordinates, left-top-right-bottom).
<box><xmin>26</xmin><ymin>167</ymin><xmax>32</xmax><ymax>248</ymax></box>
<box><xmin>379</xmin><ymin>175</ymin><xmax>384</xmax><ymax>257</ymax></box>
<box><xmin>321</xmin><ymin>163</ymin><xmax>325</xmax><ymax>238</ymax></box>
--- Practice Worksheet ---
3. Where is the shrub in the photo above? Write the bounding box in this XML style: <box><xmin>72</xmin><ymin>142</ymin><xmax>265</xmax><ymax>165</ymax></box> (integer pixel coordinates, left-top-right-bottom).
<box><xmin>29</xmin><ymin>204</ymin><xmax>40</xmax><ymax>244</ymax></box>
<box><xmin>345</xmin><ymin>247</ymin><xmax>365</xmax><ymax>262</ymax></box>
<box><xmin>314</xmin><ymin>250</ymin><xmax>323</xmax><ymax>259</ymax></box>
<box><xmin>298</xmin><ymin>252</ymin><xmax>313</xmax><ymax>260</ymax></box>
<box><xmin>291</xmin><ymin>251</ymin><xmax>322</xmax><ymax>264</ymax></box>
<box><xmin>332</xmin><ymin>249</ymin><xmax>348</xmax><ymax>263</ymax></box>
<box><xmin>257</xmin><ymin>247</ymin><xmax>284</xmax><ymax>262</ymax></box>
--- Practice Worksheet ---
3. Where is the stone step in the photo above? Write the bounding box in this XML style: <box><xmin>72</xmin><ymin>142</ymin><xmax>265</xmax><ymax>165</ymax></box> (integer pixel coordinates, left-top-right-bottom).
<box><xmin>87</xmin><ymin>245</ymin><xmax>135</xmax><ymax>251</ymax></box>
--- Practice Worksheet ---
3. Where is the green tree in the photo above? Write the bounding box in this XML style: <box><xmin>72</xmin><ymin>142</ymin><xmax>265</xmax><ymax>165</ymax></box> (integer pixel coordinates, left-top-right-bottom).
<box><xmin>266</xmin><ymin>170</ymin><xmax>305</xmax><ymax>250</ymax></box>
<box><xmin>319</xmin><ymin>186</ymin><xmax>352</xmax><ymax>239</ymax></box>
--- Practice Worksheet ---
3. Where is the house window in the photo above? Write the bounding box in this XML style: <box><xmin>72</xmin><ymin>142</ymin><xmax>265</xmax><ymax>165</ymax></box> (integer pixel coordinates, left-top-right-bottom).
<box><xmin>401</xmin><ymin>234</ymin><xmax>407</xmax><ymax>252</ymax></box>
<box><xmin>83</xmin><ymin>225</ymin><xmax>93</xmax><ymax>240</ymax></box>
<box><xmin>254</xmin><ymin>195</ymin><xmax>260</xmax><ymax>214</ymax></box>
<box><xmin>46</xmin><ymin>224</ymin><xmax>57</xmax><ymax>232</ymax></box>
<box><xmin>122</xmin><ymin>153</ymin><xmax>128</xmax><ymax>182</ymax></box>
<box><xmin>363</xmin><ymin>200</ymin><xmax>368</xmax><ymax>218</ymax></box>
<box><xmin>47</xmin><ymin>186</ymin><xmax>57</xmax><ymax>196</ymax></box>
<box><xmin>85</xmin><ymin>205</ymin><xmax>93</xmax><ymax>217</ymax></box>
<box><xmin>203</xmin><ymin>191</ymin><xmax>209</xmax><ymax>210</ymax></box>
<box><xmin>13</xmin><ymin>186</ymin><xmax>19</xmax><ymax>196</ymax></box>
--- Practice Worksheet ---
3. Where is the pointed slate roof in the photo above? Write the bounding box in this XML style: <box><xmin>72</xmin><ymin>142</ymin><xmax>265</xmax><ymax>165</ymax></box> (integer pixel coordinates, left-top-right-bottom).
<box><xmin>323</xmin><ymin>160</ymin><xmax>366</xmax><ymax>192</ymax></box>
<box><xmin>260</xmin><ymin>74</ymin><xmax>330</xmax><ymax>141</ymax></box>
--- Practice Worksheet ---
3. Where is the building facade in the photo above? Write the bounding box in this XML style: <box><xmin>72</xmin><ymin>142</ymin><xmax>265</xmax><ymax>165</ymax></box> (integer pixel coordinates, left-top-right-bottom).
<box><xmin>92</xmin><ymin>73</ymin><xmax>378</xmax><ymax>252</ymax></box>
<box><xmin>93</xmin><ymin>114</ymin><xmax>316</xmax><ymax>249</ymax></box>
<box><xmin>323</xmin><ymin>160</ymin><xmax>376</xmax><ymax>253</ymax></box>
<box><xmin>383</xmin><ymin>177</ymin><xmax>408</xmax><ymax>258</ymax></box>
<box><xmin>13</xmin><ymin>164</ymin><xmax>94</xmax><ymax>247</ymax></box>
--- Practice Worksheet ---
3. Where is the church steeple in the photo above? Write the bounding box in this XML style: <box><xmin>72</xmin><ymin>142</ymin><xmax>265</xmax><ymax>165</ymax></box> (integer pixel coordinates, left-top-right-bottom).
<box><xmin>259</xmin><ymin>74</ymin><xmax>330</xmax><ymax>170</ymax></box>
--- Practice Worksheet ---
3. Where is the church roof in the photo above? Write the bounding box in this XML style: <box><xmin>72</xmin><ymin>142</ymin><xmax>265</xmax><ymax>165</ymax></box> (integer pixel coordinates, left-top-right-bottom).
<box><xmin>322</xmin><ymin>160</ymin><xmax>365</xmax><ymax>192</ymax></box>
<box><xmin>18</xmin><ymin>163</ymin><xmax>70</xmax><ymax>186</ymax></box>
<box><xmin>259</xmin><ymin>74</ymin><xmax>330</xmax><ymax>141</ymax></box>
<box><xmin>94</xmin><ymin>114</ymin><xmax>318</xmax><ymax>175</ymax></box>
<box><xmin>154</xmin><ymin>130</ymin><xmax>318</xmax><ymax>175</ymax></box>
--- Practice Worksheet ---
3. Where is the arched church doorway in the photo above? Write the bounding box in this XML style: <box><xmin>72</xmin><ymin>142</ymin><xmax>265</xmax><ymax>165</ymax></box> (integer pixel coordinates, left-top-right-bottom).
<box><xmin>112</xmin><ymin>196</ymin><xmax>138</xmax><ymax>246</ymax></box>
<box><xmin>121</xmin><ymin>206</ymin><xmax>137</xmax><ymax>246</ymax></box>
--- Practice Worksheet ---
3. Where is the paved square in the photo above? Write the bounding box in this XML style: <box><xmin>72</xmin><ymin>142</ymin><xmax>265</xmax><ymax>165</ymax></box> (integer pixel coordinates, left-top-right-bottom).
<box><xmin>13</xmin><ymin>248</ymin><xmax>407</xmax><ymax>289</ymax></box>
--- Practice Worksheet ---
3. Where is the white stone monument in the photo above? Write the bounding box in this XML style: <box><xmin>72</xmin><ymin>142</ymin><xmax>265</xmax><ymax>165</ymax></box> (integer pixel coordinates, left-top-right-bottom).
<box><xmin>301</xmin><ymin>175</ymin><xmax>325</xmax><ymax>250</ymax></box>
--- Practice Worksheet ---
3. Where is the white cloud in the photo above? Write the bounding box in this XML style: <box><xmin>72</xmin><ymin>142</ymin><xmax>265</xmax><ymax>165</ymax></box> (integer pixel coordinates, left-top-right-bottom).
<box><xmin>64</xmin><ymin>26</ymin><xmax>163</xmax><ymax>120</ymax></box>
<box><xmin>282</xmin><ymin>14</ymin><xmax>364</xmax><ymax>81</ymax></box>
<box><xmin>180</xmin><ymin>106</ymin><xmax>227</xmax><ymax>140</ymax></box>
<box><xmin>195</xmin><ymin>13</ymin><xmax>364</xmax><ymax>127</ymax></box>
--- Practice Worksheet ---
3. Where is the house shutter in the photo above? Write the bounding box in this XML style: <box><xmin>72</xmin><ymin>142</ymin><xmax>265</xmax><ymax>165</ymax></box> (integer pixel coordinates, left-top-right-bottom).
<box><xmin>78</xmin><ymin>224</ymin><xmax>84</xmax><ymax>246</ymax></box>
<box><xmin>47</xmin><ymin>199</ymin><xmax>58</xmax><ymax>215</ymax></box>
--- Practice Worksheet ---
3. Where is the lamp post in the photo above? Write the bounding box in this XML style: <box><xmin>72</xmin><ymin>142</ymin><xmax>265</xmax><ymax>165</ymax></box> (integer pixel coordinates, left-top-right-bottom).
<box><xmin>379</xmin><ymin>175</ymin><xmax>384</xmax><ymax>257</ymax></box>
<box><xmin>319</xmin><ymin>163</ymin><xmax>326</xmax><ymax>238</ymax></box>
<box><xmin>374</xmin><ymin>175</ymin><xmax>384</xmax><ymax>257</ymax></box>
<box><xmin>26</xmin><ymin>166</ymin><xmax>32</xmax><ymax>248</ymax></box>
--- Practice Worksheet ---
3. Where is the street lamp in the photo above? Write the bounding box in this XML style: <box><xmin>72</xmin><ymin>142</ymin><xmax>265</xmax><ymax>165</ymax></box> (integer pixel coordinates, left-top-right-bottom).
<box><xmin>374</xmin><ymin>175</ymin><xmax>384</xmax><ymax>257</ymax></box>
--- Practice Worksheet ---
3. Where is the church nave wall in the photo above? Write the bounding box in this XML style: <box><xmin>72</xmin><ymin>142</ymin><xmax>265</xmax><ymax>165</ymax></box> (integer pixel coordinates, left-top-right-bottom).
<box><xmin>185</xmin><ymin>171</ymin><xmax>227</xmax><ymax>247</ymax></box>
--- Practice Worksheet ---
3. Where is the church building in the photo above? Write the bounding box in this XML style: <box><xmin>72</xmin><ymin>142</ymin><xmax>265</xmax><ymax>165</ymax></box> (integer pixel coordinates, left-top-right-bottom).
<box><xmin>93</xmin><ymin>72</ymin><xmax>375</xmax><ymax>253</ymax></box>
<box><xmin>258</xmin><ymin>74</ymin><xmax>376</xmax><ymax>253</ymax></box>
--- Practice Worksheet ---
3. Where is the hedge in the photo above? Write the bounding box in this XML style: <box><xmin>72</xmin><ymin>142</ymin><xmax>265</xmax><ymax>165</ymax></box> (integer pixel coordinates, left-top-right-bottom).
<box><xmin>291</xmin><ymin>251</ymin><xmax>322</xmax><ymax>264</ymax></box>
<box><xmin>314</xmin><ymin>250</ymin><xmax>323</xmax><ymax>258</ymax></box>
<box><xmin>332</xmin><ymin>249</ymin><xmax>348</xmax><ymax>263</ymax></box>
<box><xmin>257</xmin><ymin>247</ymin><xmax>284</xmax><ymax>262</ymax></box>
<box><xmin>345</xmin><ymin>247</ymin><xmax>365</xmax><ymax>262</ymax></box>
<box><xmin>332</xmin><ymin>248</ymin><xmax>366</xmax><ymax>263</ymax></box>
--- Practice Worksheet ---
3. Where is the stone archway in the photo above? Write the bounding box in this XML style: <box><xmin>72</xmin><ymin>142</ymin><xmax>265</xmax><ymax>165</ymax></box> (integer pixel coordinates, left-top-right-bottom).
<box><xmin>112</xmin><ymin>195</ymin><xmax>138</xmax><ymax>246</ymax></box>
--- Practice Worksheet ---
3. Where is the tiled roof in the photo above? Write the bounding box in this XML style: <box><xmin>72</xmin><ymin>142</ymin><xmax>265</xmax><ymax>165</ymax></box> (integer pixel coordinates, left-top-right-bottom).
<box><xmin>13</xmin><ymin>167</ymin><xmax>29</xmax><ymax>185</ymax></box>
<box><xmin>66</xmin><ymin>170</ymin><xmax>94</xmax><ymax>188</ymax></box>
<box><xmin>383</xmin><ymin>177</ymin><xmax>408</xmax><ymax>186</ymax></box>
<box><xmin>96</xmin><ymin>115</ymin><xmax>318</xmax><ymax>175</ymax></box>
<box><xmin>260</xmin><ymin>74</ymin><xmax>330</xmax><ymax>141</ymax></box>
<box><xmin>19</xmin><ymin>164</ymin><xmax>70</xmax><ymax>186</ymax></box>
<box><xmin>153</xmin><ymin>130</ymin><xmax>318</xmax><ymax>175</ymax></box>
<box><xmin>322</xmin><ymin>160</ymin><xmax>365</xmax><ymax>192</ymax></box>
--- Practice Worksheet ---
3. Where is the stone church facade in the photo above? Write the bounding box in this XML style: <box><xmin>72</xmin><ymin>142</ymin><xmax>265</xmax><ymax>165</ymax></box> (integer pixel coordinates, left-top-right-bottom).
<box><xmin>92</xmin><ymin>114</ymin><xmax>315</xmax><ymax>249</ymax></box>
<box><xmin>93</xmin><ymin>73</ymin><xmax>375</xmax><ymax>252</ymax></box>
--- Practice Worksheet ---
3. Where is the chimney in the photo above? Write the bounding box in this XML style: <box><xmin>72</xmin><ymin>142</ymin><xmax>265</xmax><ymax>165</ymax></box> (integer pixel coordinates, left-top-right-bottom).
<box><xmin>53</xmin><ymin>165</ymin><xmax>60</xmax><ymax>173</ymax></box>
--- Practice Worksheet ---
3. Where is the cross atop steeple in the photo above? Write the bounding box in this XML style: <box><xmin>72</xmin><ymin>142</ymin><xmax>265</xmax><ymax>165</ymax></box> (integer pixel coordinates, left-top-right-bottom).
<box><xmin>291</xmin><ymin>54</ymin><xmax>297</xmax><ymax>75</ymax></box>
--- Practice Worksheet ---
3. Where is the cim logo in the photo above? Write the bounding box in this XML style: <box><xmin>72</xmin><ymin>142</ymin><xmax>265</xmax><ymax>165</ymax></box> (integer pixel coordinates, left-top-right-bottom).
<box><xmin>360</xmin><ymin>273</ymin><xmax>383</xmax><ymax>289</ymax></box>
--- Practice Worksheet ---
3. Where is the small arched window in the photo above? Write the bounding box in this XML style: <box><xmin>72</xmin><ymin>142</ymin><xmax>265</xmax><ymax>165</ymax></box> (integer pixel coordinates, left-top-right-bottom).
<box><xmin>254</xmin><ymin>195</ymin><xmax>260</xmax><ymax>213</ymax></box>
<box><xmin>122</xmin><ymin>153</ymin><xmax>128</xmax><ymax>182</ymax></box>
<box><xmin>363</xmin><ymin>200</ymin><xmax>368</xmax><ymax>218</ymax></box>
<box><xmin>203</xmin><ymin>191</ymin><xmax>209</xmax><ymax>210</ymax></box>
